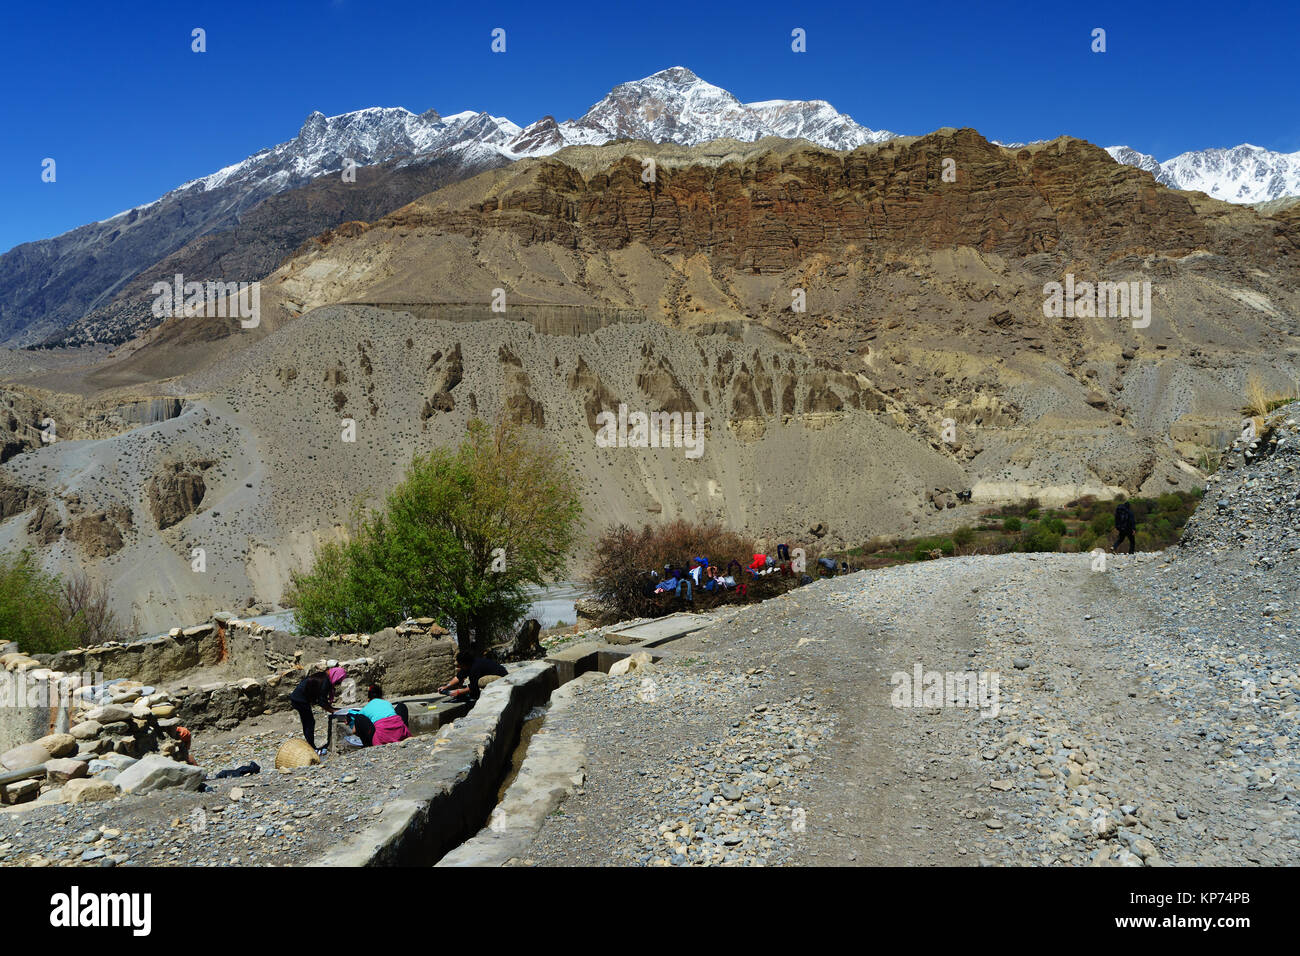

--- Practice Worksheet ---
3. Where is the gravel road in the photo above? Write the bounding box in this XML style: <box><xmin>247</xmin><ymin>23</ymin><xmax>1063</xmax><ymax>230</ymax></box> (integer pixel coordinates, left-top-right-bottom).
<box><xmin>521</xmin><ymin>547</ymin><xmax>1298</xmax><ymax>866</ymax></box>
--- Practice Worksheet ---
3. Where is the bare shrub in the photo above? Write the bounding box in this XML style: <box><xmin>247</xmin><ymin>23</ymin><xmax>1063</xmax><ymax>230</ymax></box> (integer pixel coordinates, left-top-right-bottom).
<box><xmin>60</xmin><ymin>569</ymin><xmax>123</xmax><ymax>646</ymax></box>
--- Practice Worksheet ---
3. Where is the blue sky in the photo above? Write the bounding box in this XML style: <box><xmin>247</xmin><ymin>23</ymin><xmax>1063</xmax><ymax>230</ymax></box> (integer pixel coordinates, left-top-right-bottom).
<box><xmin>2</xmin><ymin>0</ymin><xmax>1296</xmax><ymax>253</ymax></box>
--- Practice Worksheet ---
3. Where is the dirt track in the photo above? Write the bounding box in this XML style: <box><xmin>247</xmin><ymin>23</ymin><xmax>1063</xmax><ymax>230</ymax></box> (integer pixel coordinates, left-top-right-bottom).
<box><xmin>522</xmin><ymin>551</ymin><xmax>1300</xmax><ymax>866</ymax></box>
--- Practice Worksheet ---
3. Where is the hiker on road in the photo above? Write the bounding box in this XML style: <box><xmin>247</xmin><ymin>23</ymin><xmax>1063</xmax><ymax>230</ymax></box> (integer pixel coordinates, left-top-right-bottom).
<box><xmin>1113</xmin><ymin>500</ymin><xmax>1137</xmax><ymax>554</ymax></box>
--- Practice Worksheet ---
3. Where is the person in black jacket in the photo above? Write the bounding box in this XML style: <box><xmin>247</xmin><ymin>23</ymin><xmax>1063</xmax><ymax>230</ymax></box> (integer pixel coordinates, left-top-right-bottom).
<box><xmin>438</xmin><ymin>651</ymin><xmax>507</xmax><ymax>702</ymax></box>
<box><xmin>1113</xmin><ymin>500</ymin><xmax>1137</xmax><ymax>554</ymax></box>
<box><xmin>289</xmin><ymin>666</ymin><xmax>347</xmax><ymax>752</ymax></box>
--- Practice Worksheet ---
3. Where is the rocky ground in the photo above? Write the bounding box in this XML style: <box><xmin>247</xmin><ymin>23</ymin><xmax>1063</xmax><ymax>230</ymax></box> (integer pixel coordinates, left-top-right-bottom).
<box><xmin>0</xmin><ymin>709</ymin><xmax>448</xmax><ymax>867</ymax></box>
<box><xmin>3</xmin><ymin>406</ymin><xmax>1296</xmax><ymax>867</ymax></box>
<box><xmin>520</xmin><ymin>408</ymin><xmax>1300</xmax><ymax>866</ymax></box>
<box><xmin>520</xmin><ymin>544</ymin><xmax>1297</xmax><ymax>866</ymax></box>
<box><xmin>3</xmin><ymin>544</ymin><xmax>1295</xmax><ymax>866</ymax></box>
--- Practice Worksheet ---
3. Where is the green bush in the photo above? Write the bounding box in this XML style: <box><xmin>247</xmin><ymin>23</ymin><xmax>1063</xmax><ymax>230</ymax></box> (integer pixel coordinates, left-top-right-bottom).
<box><xmin>0</xmin><ymin>551</ymin><xmax>71</xmax><ymax>654</ymax></box>
<box><xmin>1002</xmin><ymin>516</ymin><xmax>1023</xmax><ymax>532</ymax></box>
<box><xmin>1043</xmin><ymin>516</ymin><xmax>1067</xmax><ymax>535</ymax></box>
<box><xmin>288</xmin><ymin>419</ymin><xmax>582</xmax><ymax>651</ymax></box>
<box><xmin>912</xmin><ymin>538</ymin><xmax>946</xmax><ymax>561</ymax></box>
<box><xmin>1022</xmin><ymin>523</ymin><xmax>1062</xmax><ymax>553</ymax></box>
<box><xmin>0</xmin><ymin>553</ymin><xmax>120</xmax><ymax>654</ymax></box>
<box><xmin>953</xmin><ymin>526</ymin><xmax>976</xmax><ymax>549</ymax></box>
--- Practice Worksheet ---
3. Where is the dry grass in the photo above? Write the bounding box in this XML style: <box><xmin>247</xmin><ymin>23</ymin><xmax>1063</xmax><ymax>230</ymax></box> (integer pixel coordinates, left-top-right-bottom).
<box><xmin>1244</xmin><ymin>372</ymin><xmax>1273</xmax><ymax>418</ymax></box>
<box><xmin>1242</xmin><ymin>372</ymin><xmax>1298</xmax><ymax>419</ymax></box>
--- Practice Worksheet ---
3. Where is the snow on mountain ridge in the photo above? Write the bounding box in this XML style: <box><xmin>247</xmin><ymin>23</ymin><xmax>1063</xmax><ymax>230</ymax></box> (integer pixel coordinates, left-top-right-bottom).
<box><xmin>1108</xmin><ymin>142</ymin><xmax>1300</xmax><ymax>203</ymax></box>
<box><xmin>95</xmin><ymin>67</ymin><xmax>893</xmax><ymax>227</ymax></box>
<box><xmin>505</xmin><ymin>66</ymin><xmax>893</xmax><ymax>157</ymax></box>
<box><xmin>95</xmin><ymin>105</ymin><xmax>530</xmax><ymax>225</ymax></box>
<box><xmin>92</xmin><ymin>67</ymin><xmax>1297</xmax><ymax>232</ymax></box>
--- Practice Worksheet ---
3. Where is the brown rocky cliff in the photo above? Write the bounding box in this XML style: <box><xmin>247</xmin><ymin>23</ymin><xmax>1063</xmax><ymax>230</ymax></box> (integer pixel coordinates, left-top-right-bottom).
<box><xmin>146</xmin><ymin>462</ymin><xmax>212</xmax><ymax>530</ymax></box>
<box><xmin>408</xmin><ymin>129</ymin><xmax>1298</xmax><ymax>270</ymax></box>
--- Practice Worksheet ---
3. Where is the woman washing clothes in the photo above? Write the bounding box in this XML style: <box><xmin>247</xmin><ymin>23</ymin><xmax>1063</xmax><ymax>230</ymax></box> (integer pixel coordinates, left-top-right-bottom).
<box><xmin>289</xmin><ymin>666</ymin><xmax>348</xmax><ymax>754</ymax></box>
<box><xmin>346</xmin><ymin>684</ymin><xmax>412</xmax><ymax>747</ymax></box>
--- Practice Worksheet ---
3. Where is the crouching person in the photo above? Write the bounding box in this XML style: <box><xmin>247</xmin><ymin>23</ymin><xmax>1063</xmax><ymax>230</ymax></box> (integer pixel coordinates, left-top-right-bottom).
<box><xmin>438</xmin><ymin>651</ymin><xmax>508</xmax><ymax>703</ymax></box>
<box><xmin>347</xmin><ymin>684</ymin><xmax>411</xmax><ymax>747</ymax></box>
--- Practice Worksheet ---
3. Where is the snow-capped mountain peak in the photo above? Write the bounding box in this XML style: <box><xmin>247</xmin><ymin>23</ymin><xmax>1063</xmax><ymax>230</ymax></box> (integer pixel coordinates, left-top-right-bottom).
<box><xmin>98</xmin><ymin>68</ymin><xmax>896</xmax><ymax>226</ymax></box>
<box><xmin>185</xmin><ymin>106</ymin><xmax>450</xmax><ymax>195</ymax></box>
<box><xmin>1104</xmin><ymin>145</ymin><xmax>1161</xmax><ymax>175</ymax></box>
<box><xmin>504</xmin><ymin>66</ymin><xmax>894</xmax><ymax>157</ymax></box>
<box><xmin>1107</xmin><ymin>142</ymin><xmax>1300</xmax><ymax>203</ymax></box>
<box><xmin>95</xmin><ymin>69</ymin><xmax>1299</xmax><ymax>238</ymax></box>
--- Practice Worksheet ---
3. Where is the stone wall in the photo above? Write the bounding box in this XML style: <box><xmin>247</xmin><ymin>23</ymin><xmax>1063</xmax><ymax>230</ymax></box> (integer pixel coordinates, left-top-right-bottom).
<box><xmin>172</xmin><ymin>655</ymin><xmax>384</xmax><ymax>733</ymax></box>
<box><xmin>0</xmin><ymin>674</ymin><xmax>52</xmax><ymax>757</ymax></box>
<box><xmin>34</xmin><ymin>615</ymin><xmax>457</xmax><ymax>697</ymax></box>
<box><xmin>0</xmin><ymin>653</ymin><xmax>381</xmax><ymax>806</ymax></box>
<box><xmin>2</xmin><ymin>615</ymin><xmax>458</xmax><ymax>752</ymax></box>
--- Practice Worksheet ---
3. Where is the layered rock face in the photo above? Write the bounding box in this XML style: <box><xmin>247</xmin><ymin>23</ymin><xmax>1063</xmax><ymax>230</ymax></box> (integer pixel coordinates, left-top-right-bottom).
<box><xmin>375</xmin><ymin>130</ymin><xmax>1293</xmax><ymax>273</ymax></box>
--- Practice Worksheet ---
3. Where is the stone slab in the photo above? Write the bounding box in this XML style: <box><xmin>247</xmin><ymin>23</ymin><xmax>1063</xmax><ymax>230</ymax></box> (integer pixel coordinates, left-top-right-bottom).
<box><xmin>545</xmin><ymin>641</ymin><xmax>607</xmax><ymax>684</ymax></box>
<box><xmin>606</xmin><ymin>613</ymin><xmax>709</xmax><ymax>647</ymax></box>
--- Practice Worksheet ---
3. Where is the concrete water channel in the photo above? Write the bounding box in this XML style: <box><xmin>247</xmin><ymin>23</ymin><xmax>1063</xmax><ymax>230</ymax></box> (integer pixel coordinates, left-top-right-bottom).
<box><xmin>310</xmin><ymin>612</ymin><xmax>719</xmax><ymax>866</ymax></box>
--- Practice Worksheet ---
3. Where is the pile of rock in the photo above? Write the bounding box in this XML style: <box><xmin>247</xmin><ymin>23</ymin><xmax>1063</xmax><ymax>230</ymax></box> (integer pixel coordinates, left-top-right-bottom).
<box><xmin>0</xmin><ymin>655</ymin><xmax>380</xmax><ymax>806</ymax></box>
<box><xmin>1182</xmin><ymin>402</ymin><xmax>1300</xmax><ymax>569</ymax></box>
<box><xmin>0</xmin><ymin>649</ymin><xmax>42</xmax><ymax>674</ymax></box>
<box><xmin>394</xmin><ymin>617</ymin><xmax>451</xmax><ymax>638</ymax></box>
<box><xmin>927</xmin><ymin>487</ymin><xmax>959</xmax><ymax>510</ymax></box>
<box><xmin>0</xmin><ymin>678</ymin><xmax>195</xmax><ymax>806</ymax></box>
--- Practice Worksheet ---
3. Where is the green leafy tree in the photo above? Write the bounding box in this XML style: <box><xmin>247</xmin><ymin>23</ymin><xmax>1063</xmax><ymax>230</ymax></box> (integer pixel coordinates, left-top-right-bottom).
<box><xmin>289</xmin><ymin>419</ymin><xmax>582</xmax><ymax>652</ymax></box>
<box><xmin>0</xmin><ymin>551</ymin><xmax>96</xmax><ymax>654</ymax></box>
